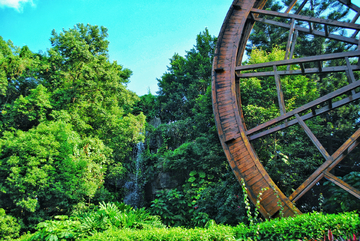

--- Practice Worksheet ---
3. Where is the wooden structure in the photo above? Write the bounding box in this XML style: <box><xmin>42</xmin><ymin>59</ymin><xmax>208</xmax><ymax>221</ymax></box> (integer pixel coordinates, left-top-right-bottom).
<box><xmin>212</xmin><ymin>0</ymin><xmax>360</xmax><ymax>218</ymax></box>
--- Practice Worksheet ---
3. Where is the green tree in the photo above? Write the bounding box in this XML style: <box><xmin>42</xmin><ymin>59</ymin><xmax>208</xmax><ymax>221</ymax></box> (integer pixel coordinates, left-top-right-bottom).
<box><xmin>0</xmin><ymin>121</ymin><xmax>112</xmax><ymax>229</ymax></box>
<box><xmin>156</xmin><ymin>28</ymin><xmax>216</xmax><ymax>123</ymax></box>
<box><xmin>145</xmin><ymin>29</ymin><xmax>248</xmax><ymax>227</ymax></box>
<box><xmin>0</xmin><ymin>23</ymin><xmax>147</xmax><ymax>231</ymax></box>
<box><xmin>44</xmin><ymin>24</ymin><xmax>145</xmax><ymax>161</ymax></box>
<box><xmin>0</xmin><ymin>208</ymin><xmax>20</xmax><ymax>240</ymax></box>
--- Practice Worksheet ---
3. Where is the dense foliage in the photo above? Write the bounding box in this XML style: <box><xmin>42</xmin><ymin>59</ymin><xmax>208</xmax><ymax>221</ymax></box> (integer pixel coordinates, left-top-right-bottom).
<box><xmin>0</xmin><ymin>24</ymin><xmax>145</xmax><ymax>233</ymax></box>
<box><xmin>0</xmin><ymin>208</ymin><xmax>20</xmax><ymax>240</ymax></box>
<box><xmin>1</xmin><ymin>0</ymin><xmax>360</xmax><ymax>239</ymax></box>
<box><xmin>137</xmin><ymin>0</ymin><xmax>360</xmax><ymax>228</ymax></box>
<box><xmin>19</xmin><ymin>202</ymin><xmax>164</xmax><ymax>241</ymax></box>
<box><xmin>35</xmin><ymin>211</ymin><xmax>357</xmax><ymax>241</ymax></box>
<box><xmin>137</xmin><ymin>29</ymin><xmax>250</xmax><ymax>227</ymax></box>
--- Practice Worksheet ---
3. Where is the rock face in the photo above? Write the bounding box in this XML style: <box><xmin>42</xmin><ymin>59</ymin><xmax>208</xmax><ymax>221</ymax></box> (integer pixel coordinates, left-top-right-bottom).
<box><xmin>148</xmin><ymin>117</ymin><xmax>163</xmax><ymax>154</ymax></box>
<box><xmin>145</xmin><ymin>171</ymin><xmax>186</xmax><ymax>201</ymax></box>
<box><xmin>149</xmin><ymin>117</ymin><xmax>161</xmax><ymax>128</ymax></box>
<box><xmin>144</xmin><ymin>117</ymin><xmax>187</xmax><ymax>202</ymax></box>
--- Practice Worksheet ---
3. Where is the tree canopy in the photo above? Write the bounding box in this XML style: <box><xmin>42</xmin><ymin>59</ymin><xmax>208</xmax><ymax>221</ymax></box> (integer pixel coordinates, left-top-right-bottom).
<box><xmin>0</xmin><ymin>24</ymin><xmax>145</xmax><ymax>230</ymax></box>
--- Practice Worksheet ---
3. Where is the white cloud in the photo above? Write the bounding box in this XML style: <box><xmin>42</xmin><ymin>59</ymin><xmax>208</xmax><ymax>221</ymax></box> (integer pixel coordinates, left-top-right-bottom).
<box><xmin>0</xmin><ymin>0</ymin><xmax>35</xmax><ymax>12</ymax></box>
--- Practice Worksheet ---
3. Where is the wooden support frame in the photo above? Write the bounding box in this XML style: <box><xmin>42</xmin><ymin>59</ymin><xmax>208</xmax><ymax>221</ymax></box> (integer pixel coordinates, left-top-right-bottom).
<box><xmin>274</xmin><ymin>66</ymin><xmax>286</xmax><ymax>115</ymax></box>
<box><xmin>248</xmin><ymin>91</ymin><xmax>360</xmax><ymax>140</ymax></box>
<box><xmin>237</xmin><ymin>64</ymin><xmax>360</xmax><ymax>78</ymax></box>
<box><xmin>285</xmin><ymin>19</ymin><xmax>296</xmax><ymax>60</ymax></box>
<box><xmin>295</xmin><ymin>114</ymin><xmax>330</xmax><ymax>159</ymax></box>
<box><xmin>324</xmin><ymin>172</ymin><xmax>360</xmax><ymax>199</ymax></box>
<box><xmin>254</xmin><ymin>17</ymin><xmax>358</xmax><ymax>45</ymax></box>
<box><xmin>289</xmin><ymin>128</ymin><xmax>360</xmax><ymax>202</ymax></box>
<box><xmin>295</xmin><ymin>0</ymin><xmax>308</xmax><ymax>14</ymax></box>
<box><xmin>236</xmin><ymin>51</ymin><xmax>360</xmax><ymax>72</ymax></box>
<box><xmin>251</xmin><ymin>8</ymin><xmax>360</xmax><ymax>30</ymax></box>
<box><xmin>285</xmin><ymin>0</ymin><xmax>297</xmax><ymax>13</ymax></box>
<box><xmin>212</xmin><ymin>0</ymin><xmax>360</xmax><ymax>219</ymax></box>
<box><xmin>245</xmin><ymin>77</ymin><xmax>360</xmax><ymax>136</ymax></box>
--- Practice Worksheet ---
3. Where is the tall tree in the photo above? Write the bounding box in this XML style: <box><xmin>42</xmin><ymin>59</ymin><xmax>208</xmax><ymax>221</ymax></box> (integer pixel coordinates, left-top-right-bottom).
<box><xmin>44</xmin><ymin>23</ymin><xmax>145</xmax><ymax>161</ymax></box>
<box><xmin>156</xmin><ymin>28</ymin><xmax>216</xmax><ymax>123</ymax></box>
<box><xmin>0</xmin><ymin>24</ymin><xmax>146</xmax><ymax>230</ymax></box>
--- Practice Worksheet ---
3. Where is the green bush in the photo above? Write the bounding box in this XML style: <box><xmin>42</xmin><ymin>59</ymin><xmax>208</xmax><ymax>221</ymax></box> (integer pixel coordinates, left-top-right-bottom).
<box><xmin>83</xmin><ymin>212</ymin><xmax>360</xmax><ymax>241</ymax></box>
<box><xmin>0</xmin><ymin>121</ymin><xmax>113</xmax><ymax>230</ymax></box>
<box><xmin>18</xmin><ymin>209</ymin><xmax>360</xmax><ymax>240</ymax></box>
<box><xmin>0</xmin><ymin>208</ymin><xmax>21</xmax><ymax>240</ymax></box>
<box><xmin>85</xmin><ymin>225</ymin><xmax>236</xmax><ymax>241</ymax></box>
<box><xmin>234</xmin><ymin>212</ymin><xmax>360</xmax><ymax>241</ymax></box>
<box><xmin>24</xmin><ymin>202</ymin><xmax>164</xmax><ymax>241</ymax></box>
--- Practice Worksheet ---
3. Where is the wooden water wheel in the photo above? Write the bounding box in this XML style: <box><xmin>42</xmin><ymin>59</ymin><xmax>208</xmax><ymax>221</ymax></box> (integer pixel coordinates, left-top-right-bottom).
<box><xmin>212</xmin><ymin>0</ymin><xmax>360</xmax><ymax>218</ymax></box>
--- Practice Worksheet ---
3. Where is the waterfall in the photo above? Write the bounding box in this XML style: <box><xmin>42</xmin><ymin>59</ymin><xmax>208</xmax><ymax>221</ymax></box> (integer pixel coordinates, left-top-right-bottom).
<box><xmin>123</xmin><ymin>142</ymin><xmax>144</xmax><ymax>208</ymax></box>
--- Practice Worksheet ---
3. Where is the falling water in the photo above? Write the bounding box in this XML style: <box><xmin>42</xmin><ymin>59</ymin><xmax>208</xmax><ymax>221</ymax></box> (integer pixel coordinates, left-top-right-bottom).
<box><xmin>123</xmin><ymin>142</ymin><xmax>144</xmax><ymax>208</ymax></box>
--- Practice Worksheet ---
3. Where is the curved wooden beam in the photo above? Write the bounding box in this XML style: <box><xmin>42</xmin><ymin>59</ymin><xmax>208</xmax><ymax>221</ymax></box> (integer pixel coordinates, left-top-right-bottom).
<box><xmin>212</xmin><ymin>0</ymin><xmax>301</xmax><ymax>218</ymax></box>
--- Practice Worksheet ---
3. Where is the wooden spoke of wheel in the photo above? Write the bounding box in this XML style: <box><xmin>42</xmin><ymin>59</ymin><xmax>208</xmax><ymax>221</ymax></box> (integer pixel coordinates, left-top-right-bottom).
<box><xmin>212</xmin><ymin>0</ymin><xmax>360</xmax><ymax>219</ymax></box>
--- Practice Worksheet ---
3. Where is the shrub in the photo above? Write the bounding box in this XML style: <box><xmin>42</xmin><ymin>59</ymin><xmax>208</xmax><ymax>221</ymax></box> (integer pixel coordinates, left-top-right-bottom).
<box><xmin>86</xmin><ymin>225</ymin><xmax>236</xmax><ymax>241</ymax></box>
<box><xmin>25</xmin><ymin>202</ymin><xmax>164</xmax><ymax>241</ymax></box>
<box><xmin>234</xmin><ymin>212</ymin><xmax>360</xmax><ymax>240</ymax></box>
<box><xmin>0</xmin><ymin>208</ymin><xmax>21</xmax><ymax>240</ymax></box>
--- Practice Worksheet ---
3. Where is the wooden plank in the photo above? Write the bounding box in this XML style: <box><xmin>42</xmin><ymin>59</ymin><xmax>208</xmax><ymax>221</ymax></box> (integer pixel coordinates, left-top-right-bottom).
<box><xmin>274</xmin><ymin>66</ymin><xmax>287</xmax><ymax>115</ymax></box>
<box><xmin>243</xmin><ymin>166</ymin><xmax>260</xmax><ymax>180</ymax></box>
<box><xmin>232</xmin><ymin>3</ymin><xmax>242</xmax><ymax>10</ymax></box>
<box><xmin>318</xmin><ymin>61</ymin><xmax>323</xmax><ymax>72</ymax></box>
<box><xmin>295</xmin><ymin>113</ymin><xmax>330</xmax><ymax>159</ymax></box>
<box><xmin>327</xmin><ymin>141</ymin><xmax>360</xmax><ymax>171</ymax></box>
<box><xmin>325</xmin><ymin>24</ymin><xmax>329</xmax><ymax>37</ymax></box>
<box><xmin>248</xmin><ymin>91</ymin><xmax>360</xmax><ymax>140</ymax></box>
<box><xmin>287</xmin><ymin>30</ymin><xmax>299</xmax><ymax>71</ymax></box>
<box><xmin>250</xmin><ymin>178</ymin><xmax>267</xmax><ymax>192</ymax></box>
<box><xmin>232</xmin><ymin>146</ymin><xmax>248</xmax><ymax>160</ymax></box>
<box><xmin>289</xmin><ymin>128</ymin><xmax>360</xmax><ymax>202</ymax></box>
<box><xmin>290</xmin><ymin>173</ymin><xmax>324</xmax><ymax>202</ymax></box>
<box><xmin>295</xmin><ymin>0</ymin><xmax>308</xmax><ymax>14</ymax></box>
<box><xmin>237</xmin><ymin>64</ymin><xmax>360</xmax><ymax>78</ymax></box>
<box><xmin>285</xmin><ymin>0</ymin><xmax>297</xmax><ymax>13</ymax></box>
<box><xmin>228</xmin><ymin>139</ymin><xmax>246</xmax><ymax>151</ymax></box>
<box><xmin>324</xmin><ymin>172</ymin><xmax>360</xmax><ymax>199</ymax></box>
<box><xmin>229</xmin><ymin>160</ymin><xmax>237</xmax><ymax>169</ymax></box>
<box><xmin>236</xmin><ymin>153</ymin><xmax>252</xmax><ymax>165</ymax></box>
<box><xmin>224</xmin><ymin>132</ymin><xmax>241</xmax><ymax>143</ymax></box>
<box><xmin>239</xmin><ymin>159</ymin><xmax>257</xmax><ymax>173</ymax></box>
<box><xmin>345</xmin><ymin>57</ymin><xmax>356</xmax><ymax>96</ymax></box>
<box><xmin>232</xmin><ymin>148</ymin><xmax>249</xmax><ymax>161</ymax></box>
<box><xmin>300</xmin><ymin>63</ymin><xmax>305</xmax><ymax>73</ymax></box>
<box><xmin>259</xmin><ymin>189</ymin><xmax>274</xmax><ymax>203</ymax></box>
<box><xmin>253</xmin><ymin>18</ymin><xmax>358</xmax><ymax>45</ymax></box>
<box><xmin>245</xmin><ymin>174</ymin><xmax>263</xmax><ymax>188</ymax></box>
<box><xmin>236</xmin><ymin>50</ymin><xmax>360</xmax><ymax>72</ymax></box>
<box><xmin>285</xmin><ymin>19</ymin><xmax>296</xmax><ymax>60</ymax></box>
<box><xmin>250</xmin><ymin>8</ymin><xmax>360</xmax><ymax>30</ymax></box>
<box><xmin>326</xmin><ymin>128</ymin><xmax>360</xmax><ymax>170</ymax></box>
<box><xmin>246</xmin><ymin>79</ymin><xmax>360</xmax><ymax>136</ymax></box>
<box><xmin>309</xmin><ymin>22</ymin><xmax>313</xmax><ymax>34</ymax></box>
<box><xmin>351</xmin><ymin>12</ymin><xmax>360</xmax><ymax>24</ymax></box>
<box><xmin>283</xmin><ymin>207</ymin><xmax>295</xmax><ymax>217</ymax></box>
<box><xmin>338</xmin><ymin>0</ymin><xmax>360</xmax><ymax>13</ymax></box>
<box><xmin>264</xmin><ymin>200</ymin><xmax>281</xmax><ymax>216</ymax></box>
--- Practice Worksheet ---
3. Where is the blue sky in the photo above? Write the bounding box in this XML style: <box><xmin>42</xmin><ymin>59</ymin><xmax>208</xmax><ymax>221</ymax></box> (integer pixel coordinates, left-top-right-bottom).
<box><xmin>0</xmin><ymin>0</ymin><xmax>230</xmax><ymax>96</ymax></box>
